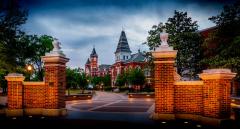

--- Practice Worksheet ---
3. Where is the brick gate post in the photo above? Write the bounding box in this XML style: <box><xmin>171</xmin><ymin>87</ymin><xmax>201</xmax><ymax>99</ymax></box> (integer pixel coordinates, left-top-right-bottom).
<box><xmin>199</xmin><ymin>69</ymin><xmax>236</xmax><ymax>119</ymax></box>
<box><xmin>5</xmin><ymin>73</ymin><xmax>25</xmax><ymax>116</ymax></box>
<box><xmin>42</xmin><ymin>39</ymin><xmax>69</xmax><ymax>116</ymax></box>
<box><xmin>151</xmin><ymin>30</ymin><xmax>177</xmax><ymax>120</ymax></box>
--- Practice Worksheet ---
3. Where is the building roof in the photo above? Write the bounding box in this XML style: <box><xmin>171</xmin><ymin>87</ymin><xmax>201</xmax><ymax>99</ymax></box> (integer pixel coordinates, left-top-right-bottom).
<box><xmin>90</xmin><ymin>47</ymin><xmax>98</xmax><ymax>57</ymax></box>
<box><xmin>115</xmin><ymin>30</ymin><xmax>131</xmax><ymax>54</ymax></box>
<box><xmin>126</xmin><ymin>50</ymin><xmax>145</xmax><ymax>63</ymax></box>
<box><xmin>99</xmin><ymin>64</ymin><xmax>111</xmax><ymax>71</ymax></box>
<box><xmin>85</xmin><ymin>58</ymin><xmax>90</xmax><ymax>65</ymax></box>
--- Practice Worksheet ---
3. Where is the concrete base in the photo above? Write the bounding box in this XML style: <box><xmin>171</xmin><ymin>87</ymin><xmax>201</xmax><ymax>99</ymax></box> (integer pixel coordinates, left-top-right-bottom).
<box><xmin>150</xmin><ymin>113</ymin><xmax>231</xmax><ymax>127</ymax></box>
<box><xmin>150</xmin><ymin>113</ymin><xmax>175</xmax><ymax>120</ymax></box>
<box><xmin>24</xmin><ymin>108</ymin><xmax>43</xmax><ymax>115</ymax></box>
<box><xmin>42</xmin><ymin>108</ymin><xmax>67</xmax><ymax>117</ymax></box>
<box><xmin>0</xmin><ymin>109</ymin><xmax>5</xmax><ymax>115</ymax></box>
<box><xmin>6</xmin><ymin>109</ymin><xmax>23</xmax><ymax>117</ymax></box>
<box><xmin>199</xmin><ymin>116</ymin><xmax>230</xmax><ymax>127</ymax></box>
<box><xmin>175</xmin><ymin>114</ymin><xmax>201</xmax><ymax>121</ymax></box>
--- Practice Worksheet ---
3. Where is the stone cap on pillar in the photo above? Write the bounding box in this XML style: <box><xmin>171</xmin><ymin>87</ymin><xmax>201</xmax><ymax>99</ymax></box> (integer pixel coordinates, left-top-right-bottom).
<box><xmin>151</xmin><ymin>29</ymin><xmax>177</xmax><ymax>59</ymax></box>
<box><xmin>5</xmin><ymin>73</ymin><xmax>25</xmax><ymax>81</ymax></box>
<box><xmin>199</xmin><ymin>69</ymin><xmax>236</xmax><ymax>80</ymax></box>
<box><xmin>41</xmin><ymin>38</ymin><xmax>69</xmax><ymax>64</ymax></box>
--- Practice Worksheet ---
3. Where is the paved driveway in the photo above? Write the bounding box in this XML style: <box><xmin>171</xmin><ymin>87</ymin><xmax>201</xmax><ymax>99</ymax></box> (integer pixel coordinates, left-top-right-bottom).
<box><xmin>66</xmin><ymin>91</ymin><xmax>154</xmax><ymax>113</ymax></box>
<box><xmin>66</xmin><ymin>91</ymin><xmax>155</xmax><ymax>123</ymax></box>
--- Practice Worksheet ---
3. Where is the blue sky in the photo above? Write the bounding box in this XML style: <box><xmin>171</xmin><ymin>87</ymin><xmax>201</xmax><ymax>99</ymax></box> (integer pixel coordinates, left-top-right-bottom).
<box><xmin>21</xmin><ymin>0</ymin><xmax>233</xmax><ymax>68</ymax></box>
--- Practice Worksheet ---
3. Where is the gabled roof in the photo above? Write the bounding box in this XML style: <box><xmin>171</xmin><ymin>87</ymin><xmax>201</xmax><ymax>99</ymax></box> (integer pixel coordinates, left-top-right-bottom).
<box><xmin>90</xmin><ymin>47</ymin><xmax>98</xmax><ymax>57</ymax></box>
<box><xmin>85</xmin><ymin>58</ymin><xmax>90</xmax><ymax>65</ymax></box>
<box><xmin>99</xmin><ymin>64</ymin><xmax>111</xmax><ymax>71</ymax></box>
<box><xmin>115</xmin><ymin>30</ymin><xmax>131</xmax><ymax>54</ymax></box>
<box><xmin>126</xmin><ymin>51</ymin><xmax>145</xmax><ymax>63</ymax></box>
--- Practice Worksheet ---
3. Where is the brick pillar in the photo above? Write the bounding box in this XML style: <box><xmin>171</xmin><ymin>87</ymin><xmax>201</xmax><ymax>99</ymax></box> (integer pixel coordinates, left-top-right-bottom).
<box><xmin>41</xmin><ymin>39</ymin><xmax>69</xmax><ymax>116</ymax></box>
<box><xmin>199</xmin><ymin>69</ymin><xmax>236</xmax><ymax>119</ymax></box>
<box><xmin>5</xmin><ymin>73</ymin><xmax>25</xmax><ymax>116</ymax></box>
<box><xmin>151</xmin><ymin>49</ymin><xmax>177</xmax><ymax>120</ymax></box>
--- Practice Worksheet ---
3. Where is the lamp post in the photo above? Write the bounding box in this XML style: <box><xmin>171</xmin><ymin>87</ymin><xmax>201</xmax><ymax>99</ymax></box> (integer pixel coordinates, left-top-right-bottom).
<box><xmin>23</xmin><ymin>64</ymin><xmax>34</xmax><ymax>116</ymax></box>
<box><xmin>26</xmin><ymin>64</ymin><xmax>34</xmax><ymax>81</ymax></box>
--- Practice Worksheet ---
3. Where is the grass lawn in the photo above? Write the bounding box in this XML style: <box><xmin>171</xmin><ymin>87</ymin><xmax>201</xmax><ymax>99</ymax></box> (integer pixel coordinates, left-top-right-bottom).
<box><xmin>65</xmin><ymin>89</ymin><xmax>92</xmax><ymax>95</ymax></box>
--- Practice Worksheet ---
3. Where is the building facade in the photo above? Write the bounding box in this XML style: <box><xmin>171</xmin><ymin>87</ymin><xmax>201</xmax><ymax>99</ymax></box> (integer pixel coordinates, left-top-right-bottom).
<box><xmin>85</xmin><ymin>30</ymin><xmax>152</xmax><ymax>87</ymax></box>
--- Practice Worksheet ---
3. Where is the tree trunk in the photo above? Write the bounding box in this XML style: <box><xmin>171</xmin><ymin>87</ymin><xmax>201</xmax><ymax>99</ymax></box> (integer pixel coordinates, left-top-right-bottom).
<box><xmin>67</xmin><ymin>88</ymin><xmax>70</xmax><ymax>96</ymax></box>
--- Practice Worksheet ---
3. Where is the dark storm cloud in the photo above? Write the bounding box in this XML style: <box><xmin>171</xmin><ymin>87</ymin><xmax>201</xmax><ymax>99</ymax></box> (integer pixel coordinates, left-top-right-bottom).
<box><xmin>19</xmin><ymin>0</ymin><xmax>232</xmax><ymax>68</ymax></box>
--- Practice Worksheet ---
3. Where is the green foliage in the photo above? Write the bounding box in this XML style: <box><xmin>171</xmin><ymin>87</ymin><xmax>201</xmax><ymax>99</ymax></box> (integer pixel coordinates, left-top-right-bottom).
<box><xmin>30</xmin><ymin>35</ymin><xmax>53</xmax><ymax>81</ymax></box>
<box><xmin>91</xmin><ymin>76</ymin><xmax>102</xmax><ymax>86</ymax></box>
<box><xmin>146</xmin><ymin>10</ymin><xmax>202</xmax><ymax>79</ymax></box>
<box><xmin>102</xmin><ymin>74</ymin><xmax>111</xmax><ymax>86</ymax></box>
<box><xmin>78</xmin><ymin>73</ymin><xmax>89</xmax><ymax>93</ymax></box>
<box><xmin>201</xmin><ymin>2</ymin><xmax>240</xmax><ymax>79</ymax></box>
<box><xmin>115</xmin><ymin>72</ymin><xmax>128</xmax><ymax>86</ymax></box>
<box><xmin>66</xmin><ymin>68</ymin><xmax>79</xmax><ymax>89</ymax></box>
<box><xmin>0</xmin><ymin>69</ymin><xmax>7</xmax><ymax>93</ymax></box>
<box><xmin>115</xmin><ymin>68</ymin><xmax>146</xmax><ymax>87</ymax></box>
<box><xmin>0</xmin><ymin>0</ymin><xmax>28</xmax><ymax>71</ymax></box>
<box><xmin>128</xmin><ymin>68</ymin><xmax>146</xmax><ymax>86</ymax></box>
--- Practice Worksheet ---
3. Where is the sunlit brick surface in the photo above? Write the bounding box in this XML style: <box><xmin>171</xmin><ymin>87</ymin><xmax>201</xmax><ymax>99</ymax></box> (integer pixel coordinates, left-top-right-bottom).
<box><xmin>174</xmin><ymin>84</ymin><xmax>202</xmax><ymax>115</ymax></box>
<box><xmin>7</xmin><ymin>81</ymin><xmax>23</xmax><ymax>109</ymax></box>
<box><xmin>24</xmin><ymin>84</ymin><xmax>45</xmax><ymax>108</ymax></box>
<box><xmin>45</xmin><ymin>65</ymin><xmax>66</xmax><ymax>109</ymax></box>
<box><xmin>154</xmin><ymin>58</ymin><xmax>174</xmax><ymax>114</ymax></box>
<box><xmin>152</xmin><ymin>50</ymin><xmax>235</xmax><ymax>120</ymax></box>
<box><xmin>202</xmin><ymin>79</ymin><xmax>231</xmax><ymax>118</ymax></box>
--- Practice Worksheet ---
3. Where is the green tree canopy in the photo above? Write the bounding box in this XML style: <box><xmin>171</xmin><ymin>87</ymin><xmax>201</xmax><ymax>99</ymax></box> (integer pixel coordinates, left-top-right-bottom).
<box><xmin>128</xmin><ymin>68</ymin><xmax>145</xmax><ymax>86</ymax></box>
<box><xmin>201</xmin><ymin>2</ymin><xmax>240</xmax><ymax>79</ymax></box>
<box><xmin>146</xmin><ymin>10</ymin><xmax>203</xmax><ymax>79</ymax></box>
<box><xmin>0</xmin><ymin>1</ymin><xmax>28</xmax><ymax>71</ymax></box>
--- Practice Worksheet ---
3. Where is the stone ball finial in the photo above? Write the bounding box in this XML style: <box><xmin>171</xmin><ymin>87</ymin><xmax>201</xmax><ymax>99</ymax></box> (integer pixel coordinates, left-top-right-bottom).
<box><xmin>160</xmin><ymin>28</ymin><xmax>169</xmax><ymax>47</ymax></box>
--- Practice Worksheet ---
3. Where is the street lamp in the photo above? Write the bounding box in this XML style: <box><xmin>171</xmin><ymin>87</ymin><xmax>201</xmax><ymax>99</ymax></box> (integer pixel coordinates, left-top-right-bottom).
<box><xmin>23</xmin><ymin>64</ymin><xmax>34</xmax><ymax>116</ymax></box>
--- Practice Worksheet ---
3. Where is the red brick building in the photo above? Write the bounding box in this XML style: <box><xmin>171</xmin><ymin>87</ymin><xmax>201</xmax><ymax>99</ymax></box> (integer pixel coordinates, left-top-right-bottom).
<box><xmin>85</xmin><ymin>47</ymin><xmax>99</xmax><ymax>77</ymax></box>
<box><xmin>110</xmin><ymin>30</ymin><xmax>151</xmax><ymax>86</ymax></box>
<box><xmin>85</xmin><ymin>30</ymin><xmax>152</xmax><ymax>87</ymax></box>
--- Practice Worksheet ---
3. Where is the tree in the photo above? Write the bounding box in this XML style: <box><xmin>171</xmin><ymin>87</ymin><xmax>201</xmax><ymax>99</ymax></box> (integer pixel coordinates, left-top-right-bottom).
<box><xmin>115</xmin><ymin>71</ymin><xmax>128</xmax><ymax>87</ymax></box>
<box><xmin>145</xmin><ymin>10</ymin><xmax>202</xmax><ymax>79</ymax></box>
<box><xmin>30</xmin><ymin>35</ymin><xmax>53</xmax><ymax>81</ymax></box>
<box><xmin>0</xmin><ymin>0</ymin><xmax>28</xmax><ymax>71</ymax></box>
<box><xmin>77</xmin><ymin>73</ymin><xmax>89</xmax><ymax>94</ymax></box>
<box><xmin>66</xmin><ymin>68</ymin><xmax>77</xmax><ymax>90</ymax></box>
<box><xmin>0</xmin><ymin>69</ymin><xmax>7</xmax><ymax>94</ymax></box>
<box><xmin>102</xmin><ymin>74</ymin><xmax>111</xmax><ymax>86</ymax></box>
<box><xmin>201</xmin><ymin>2</ymin><xmax>240</xmax><ymax>80</ymax></box>
<box><xmin>91</xmin><ymin>76</ymin><xmax>102</xmax><ymax>87</ymax></box>
<box><xmin>128</xmin><ymin>68</ymin><xmax>145</xmax><ymax>92</ymax></box>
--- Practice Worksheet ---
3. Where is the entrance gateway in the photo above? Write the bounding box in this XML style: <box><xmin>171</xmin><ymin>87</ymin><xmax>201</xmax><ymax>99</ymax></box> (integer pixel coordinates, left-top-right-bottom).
<box><xmin>4</xmin><ymin>31</ymin><xmax>237</xmax><ymax>126</ymax></box>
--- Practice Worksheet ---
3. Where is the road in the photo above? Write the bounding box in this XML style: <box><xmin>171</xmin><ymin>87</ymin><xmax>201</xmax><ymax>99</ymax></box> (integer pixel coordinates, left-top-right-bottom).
<box><xmin>65</xmin><ymin>91</ymin><xmax>155</xmax><ymax>123</ymax></box>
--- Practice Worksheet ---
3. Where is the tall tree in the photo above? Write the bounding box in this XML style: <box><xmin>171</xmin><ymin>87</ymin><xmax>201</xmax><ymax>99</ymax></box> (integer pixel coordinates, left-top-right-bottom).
<box><xmin>201</xmin><ymin>1</ymin><xmax>240</xmax><ymax>79</ymax></box>
<box><xmin>146</xmin><ymin>10</ymin><xmax>202</xmax><ymax>79</ymax></box>
<box><xmin>128</xmin><ymin>68</ymin><xmax>145</xmax><ymax>87</ymax></box>
<box><xmin>77</xmin><ymin>73</ymin><xmax>89</xmax><ymax>94</ymax></box>
<box><xmin>0</xmin><ymin>0</ymin><xmax>28</xmax><ymax>71</ymax></box>
<box><xmin>30</xmin><ymin>35</ymin><xmax>53</xmax><ymax>81</ymax></box>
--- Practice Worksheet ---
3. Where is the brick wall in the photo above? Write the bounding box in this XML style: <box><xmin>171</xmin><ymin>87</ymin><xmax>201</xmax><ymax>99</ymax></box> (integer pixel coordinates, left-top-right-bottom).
<box><xmin>152</xmin><ymin>50</ymin><xmax>236</xmax><ymax>121</ymax></box>
<box><xmin>174</xmin><ymin>81</ymin><xmax>203</xmax><ymax>115</ymax></box>
<box><xmin>202</xmin><ymin>79</ymin><xmax>231</xmax><ymax>118</ymax></box>
<box><xmin>44</xmin><ymin>65</ymin><xmax>66</xmax><ymax>109</ymax></box>
<box><xmin>7</xmin><ymin>81</ymin><xmax>23</xmax><ymax>109</ymax></box>
<box><xmin>23</xmin><ymin>82</ymin><xmax>45</xmax><ymax>108</ymax></box>
<box><xmin>155</xmin><ymin>60</ymin><xmax>174</xmax><ymax>114</ymax></box>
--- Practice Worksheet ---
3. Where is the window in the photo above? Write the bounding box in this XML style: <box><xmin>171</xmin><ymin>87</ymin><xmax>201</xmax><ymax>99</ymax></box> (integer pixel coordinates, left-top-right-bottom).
<box><xmin>123</xmin><ymin>55</ymin><xmax>125</xmax><ymax>60</ymax></box>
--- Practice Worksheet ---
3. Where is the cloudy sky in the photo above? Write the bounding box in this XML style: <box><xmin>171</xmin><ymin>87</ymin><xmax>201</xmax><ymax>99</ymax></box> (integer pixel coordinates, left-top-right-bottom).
<box><xmin>20</xmin><ymin>0</ymin><xmax>233</xmax><ymax>68</ymax></box>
